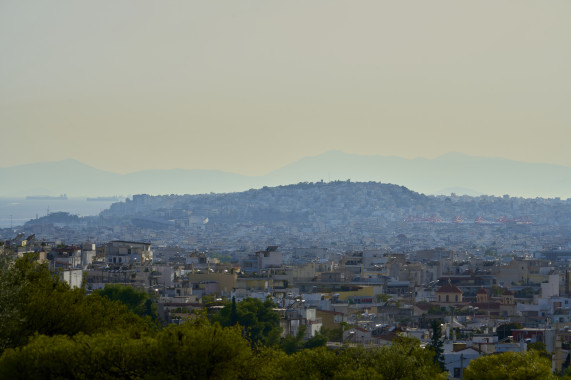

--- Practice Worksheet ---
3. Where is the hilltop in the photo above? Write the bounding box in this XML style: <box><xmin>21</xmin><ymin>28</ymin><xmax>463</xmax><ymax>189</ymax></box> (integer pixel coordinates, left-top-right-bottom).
<box><xmin>100</xmin><ymin>181</ymin><xmax>571</xmax><ymax>227</ymax></box>
<box><xmin>8</xmin><ymin>181</ymin><xmax>571</xmax><ymax>253</ymax></box>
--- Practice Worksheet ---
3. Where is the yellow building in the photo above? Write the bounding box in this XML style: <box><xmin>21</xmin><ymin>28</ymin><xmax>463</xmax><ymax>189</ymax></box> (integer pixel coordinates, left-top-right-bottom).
<box><xmin>435</xmin><ymin>280</ymin><xmax>463</xmax><ymax>304</ymax></box>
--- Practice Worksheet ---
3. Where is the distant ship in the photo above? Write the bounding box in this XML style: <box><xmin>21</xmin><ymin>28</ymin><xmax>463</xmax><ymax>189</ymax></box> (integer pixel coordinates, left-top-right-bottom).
<box><xmin>86</xmin><ymin>196</ymin><xmax>122</xmax><ymax>202</ymax></box>
<box><xmin>26</xmin><ymin>194</ymin><xmax>68</xmax><ymax>200</ymax></box>
<box><xmin>474</xmin><ymin>216</ymin><xmax>487</xmax><ymax>224</ymax></box>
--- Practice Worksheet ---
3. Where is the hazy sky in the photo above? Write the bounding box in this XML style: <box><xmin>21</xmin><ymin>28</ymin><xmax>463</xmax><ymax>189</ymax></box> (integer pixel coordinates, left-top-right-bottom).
<box><xmin>1</xmin><ymin>1</ymin><xmax>570</xmax><ymax>175</ymax></box>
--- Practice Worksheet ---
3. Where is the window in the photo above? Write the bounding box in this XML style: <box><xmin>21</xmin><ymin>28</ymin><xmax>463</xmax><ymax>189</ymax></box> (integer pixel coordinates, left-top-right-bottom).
<box><xmin>446</xmin><ymin>295</ymin><xmax>449</xmax><ymax>302</ymax></box>
<box><xmin>455</xmin><ymin>295</ymin><xmax>458</xmax><ymax>302</ymax></box>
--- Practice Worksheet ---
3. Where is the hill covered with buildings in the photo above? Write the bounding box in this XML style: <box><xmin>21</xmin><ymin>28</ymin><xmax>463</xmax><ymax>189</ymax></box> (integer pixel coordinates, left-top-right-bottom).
<box><xmin>10</xmin><ymin>181</ymin><xmax>571</xmax><ymax>255</ymax></box>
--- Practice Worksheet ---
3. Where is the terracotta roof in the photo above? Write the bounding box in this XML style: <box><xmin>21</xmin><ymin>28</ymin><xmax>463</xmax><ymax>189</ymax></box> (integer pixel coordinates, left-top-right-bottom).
<box><xmin>436</xmin><ymin>283</ymin><xmax>463</xmax><ymax>294</ymax></box>
<box><xmin>477</xmin><ymin>288</ymin><xmax>488</xmax><ymax>295</ymax></box>
<box><xmin>503</xmin><ymin>289</ymin><xmax>513</xmax><ymax>295</ymax></box>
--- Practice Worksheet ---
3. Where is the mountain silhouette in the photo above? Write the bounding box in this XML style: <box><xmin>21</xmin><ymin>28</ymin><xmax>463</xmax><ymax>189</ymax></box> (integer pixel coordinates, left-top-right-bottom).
<box><xmin>0</xmin><ymin>152</ymin><xmax>569</xmax><ymax>198</ymax></box>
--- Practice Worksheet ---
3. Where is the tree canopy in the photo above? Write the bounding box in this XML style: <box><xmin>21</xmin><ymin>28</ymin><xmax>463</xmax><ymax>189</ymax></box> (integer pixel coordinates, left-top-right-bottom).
<box><xmin>0</xmin><ymin>253</ymin><xmax>150</xmax><ymax>353</ymax></box>
<box><xmin>278</xmin><ymin>337</ymin><xmax>446</xmax><ymax>380</ymax></box>
<box><xmin>496</xmin><ymin>322</ymin><xmax>523</xmax><ymax>341</ymax></box>
<box><xmin>95</xmin><ymin>283</ymin><xmax>159</xmax><ymax>322</ymax></box>
<box><xmin>280</xmin><ymin>325</ymin><xmax>327</xmax><ymax>354</ymax></box>
<box><xmin>214</xmin><ymin>296</ymin><xmax>281</xmax><ymax>346</ymax></box>
<box><xmin>463</xmin><ymin>351</ymin><xmax>553</xmax><ymax>380</ymax></box>
<box><xmin>0</xmin><ymin>329</ymin><xmax>445</xmax><ymax>380</ymax></box>
<box><xmin>0</xmin><ymin>321</ymin><xmax>255</xmax><ymax>380</ymax></box>
<box><xmin>428</xmin><ymin>320</ymin><xmax>445</xmax><ymax>371</ymax></box>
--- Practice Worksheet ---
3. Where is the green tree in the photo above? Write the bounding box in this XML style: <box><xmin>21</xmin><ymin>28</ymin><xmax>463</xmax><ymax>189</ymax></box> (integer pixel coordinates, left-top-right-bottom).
<box><xmin>0</xmin><ymin>319</ymin><xmax>447</xmax><ymax>379</ymax></box>
<box><xmin>244</xmin><ymin>347</ymin><xmax>288</xmax><ymax>380</ymax></box>
<box><xmin>303</xmin><ymin>330</ymin><xmax>327</xmax><ymax>350</ymax></box>
<box><xmin>0</xmin><ymin>255</ymin><xmax>24</xmax><ymax>352</ymax></box>
<box><xmin>279</xmin><ymin>346</ymin><xmax>340</xmax><ymax>379</ymax></box>
<box><xmin>528</xmin><ymin>341</ymin><xmax>552</xmax><ymax>362</ymax></box>
<box><xmin>215</xmin><ymin>297</ymin><xmax>281</xmax><ymax>346</ymax></box>
<box><xmin>321</xmin><ymin>325</ymin><xmax>344</xmax><ymax>342</ymax></box>
<box><xmin>428</xmin><ymin>320</ymin><xmax>445</xmax><ymax>371</ymax></box>
<box><xmin>279</xmin><ymin>337</ymin><xmax>446</xmax><ymax>380</ymax></box>
<box><xmin>463</xmin><ymin>351</ymin><xmax>553</xmax><ymax>380</ymax></box>
<box><xmin>0</xmin><ymin>331</ymin><xmax>153</xmax><ymax>380</ymax></box>
<box><xmin>0</xmin><ymin>253</ymin><xmax>150</xmax><ymax>353</ymax></box>
<box><xmin>280</xmin><ymin>325</ymin><xmax>327</xmax><ymax>354</ymax></box>
<box><xmin>149</xmin><ymin>320</ymin><xmax>254</xmax><ymax>379</ymax></box>
<box><xmin>280</xmin><ymin>324</ymin><xmax>307</xmax><ymax>354</ymax></box>
<box><xmin>95</xmin><ymin>284</ymin><xmax>159</xmax><ymax>322</ymax></box>
<box><xmin>230</xmin><ymin>296</ymin><xmax>238</xmax><ymax>326</ymax></box>
<box><xmin>496</xmin><ymin>322</ymin><xmax>523</xmax><ymax>340</ymax></box>
<box><xmin>0</xmin><ymin>319</ymin><xmax>257</xmax><ymax>380</ymax></box>
<box><xmin>361</xmin><ymin>337</ymin><xmax>446</xmax><ymax>380</ymax></box>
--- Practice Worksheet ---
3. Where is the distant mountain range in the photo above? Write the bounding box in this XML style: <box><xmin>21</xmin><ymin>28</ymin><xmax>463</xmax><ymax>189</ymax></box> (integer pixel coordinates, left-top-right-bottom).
<box><xmin>1</xmin><ymin>151</ymin><xmax>570</xmax><ymax>198</ymax></box>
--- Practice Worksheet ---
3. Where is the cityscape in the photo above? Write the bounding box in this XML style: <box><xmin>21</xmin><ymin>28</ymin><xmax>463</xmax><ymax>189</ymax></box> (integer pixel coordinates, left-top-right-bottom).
<box><xmin>1</xmin><ymin>1</ymin><xmax>570</xmax><ymax>379</ymax></box>
<box><xmin>2</xmin><ymin>179</ymin><xmax>571</xmax><ymax>377</ymax></box>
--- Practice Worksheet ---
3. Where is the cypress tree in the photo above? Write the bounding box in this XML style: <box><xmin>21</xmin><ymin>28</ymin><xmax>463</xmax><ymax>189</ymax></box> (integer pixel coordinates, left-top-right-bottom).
<box><xmin>429</xmin><ymin>320</ymin><xmax>446</xmax><ymax>371</ymax></box>
<box><xmin>230</xmin><ymin>296</ymin><xmax>238</xmax><ymax>326</ymax></box>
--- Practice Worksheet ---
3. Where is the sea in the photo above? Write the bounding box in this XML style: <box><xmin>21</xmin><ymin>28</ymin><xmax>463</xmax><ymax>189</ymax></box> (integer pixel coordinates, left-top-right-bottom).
<box><xmin>0</xmin><ymin>198</ymin><xmax>118</xmax><ymax>228</ymax></box>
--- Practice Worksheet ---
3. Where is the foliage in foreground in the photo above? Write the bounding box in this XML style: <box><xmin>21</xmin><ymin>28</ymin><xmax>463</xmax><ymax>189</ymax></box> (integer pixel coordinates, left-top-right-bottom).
<box><xmin>279</xmin><ymin>324</ymin><xmax>328</xmax><ymax>354</ymax></box>
<box><xmin>0</xmin><ymin>253</ymin><xmax>150</xmax><ymax>353</ymax></box>
<box><xmin>94</xmin><ymin>283</ymin><xmax>159</xmax><ymax>322</ymax></box>
<box><xmin>0</xmin><ymin>329</ymin><xmax>445</xmax><ymax>380</ymax></box>
<box><xmin>463</xmin><ymin>350</ymin><xmax>553</xmax><ymax>380</ymax></box>
<box><xmin>281</xmin><ymin>338</ymin><xmax>447</xmax><ymax>380</ymax></box>
<box><xmin>0</xmin><ymin>321</ymin><xmax>253</xmax><ymax>380</ymax></box>
<box><xmin>214</xmin><ymin>296</ymin><xmax>282</xmax><ymax>346</ymax></box>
